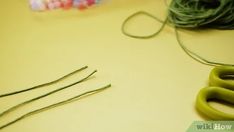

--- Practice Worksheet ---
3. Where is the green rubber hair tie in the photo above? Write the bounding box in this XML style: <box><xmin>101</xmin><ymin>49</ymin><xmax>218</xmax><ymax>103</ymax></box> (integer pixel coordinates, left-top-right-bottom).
<box><xmin>196</xmin><ymin>66</ymin><xmax>234</xmax><ymax>120</ymax></box>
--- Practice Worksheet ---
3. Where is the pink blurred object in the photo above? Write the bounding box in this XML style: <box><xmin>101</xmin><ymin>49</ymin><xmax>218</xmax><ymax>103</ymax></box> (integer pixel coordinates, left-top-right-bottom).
<box><xmin>29</xmin><ymin>0</ymin><xmax>100</xmax><ymax>11</ymax></box>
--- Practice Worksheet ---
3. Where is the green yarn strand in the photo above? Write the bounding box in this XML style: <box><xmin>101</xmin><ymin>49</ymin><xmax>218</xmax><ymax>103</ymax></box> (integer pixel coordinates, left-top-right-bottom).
<box><xmin>121</xmin><ymin>11</ymin><xmax>168</xmax><ymax>39</ymax></box>
<box><xmin>121</xmin><ymin>0</ymin><xmax>234</xmax><ymax>66</ymax></box>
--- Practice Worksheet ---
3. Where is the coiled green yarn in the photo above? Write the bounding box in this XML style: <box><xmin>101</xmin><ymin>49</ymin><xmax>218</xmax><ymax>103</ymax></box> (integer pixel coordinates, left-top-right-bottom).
<box><xmin>122</xmin><ymin>0</ymin><xmax>234</xmax><ymax>66</ymax></box>
<box><xmin>168</xmin><ymin>0</ymin><xmax>234</xmax><ymax>29</ymax></box>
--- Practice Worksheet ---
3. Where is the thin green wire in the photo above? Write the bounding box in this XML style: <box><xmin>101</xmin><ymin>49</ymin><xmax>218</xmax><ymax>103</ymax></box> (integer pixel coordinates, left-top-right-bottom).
<box><xmin>0</xmin><ymin>70</ymin><xmax>97</xmax><ymax>118</ymax></box>
<box><xmin>0</xmin><ymin>67</ymin><xmax>111</xmax><ymax>130</ymax></box>
<box><xmin>0</xmin><ymin>84</ymin><xmax>111</xmax><ymax>130</ymax></box>
<box><xmin>0</xmin><ymin>66</ymin><xmax>88</xmax><ymax>98</ymax></box>
<box><xmin>175</xmin><ymin>27</ymin><xmax>234</xmax><ymax>66</ymax></box>
<box><xmin>121</xmin><ymin>0</ymin><xmax>234</xmax><ymax>66</ymax></box>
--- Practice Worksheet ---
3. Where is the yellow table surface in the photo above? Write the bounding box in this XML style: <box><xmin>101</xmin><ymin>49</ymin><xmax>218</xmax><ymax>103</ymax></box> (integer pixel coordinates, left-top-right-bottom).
<box><xmin>0</xmin><ymin>0</ymin><xmax>233</xmax><ymax>132</ymax></box>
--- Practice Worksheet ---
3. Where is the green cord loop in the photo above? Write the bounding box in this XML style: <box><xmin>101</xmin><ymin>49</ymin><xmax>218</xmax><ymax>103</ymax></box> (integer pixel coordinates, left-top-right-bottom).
<box><xmin>121</xmin><ymin>11</ymin><xmax>168</xmax><ymax>39</ymax></box>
